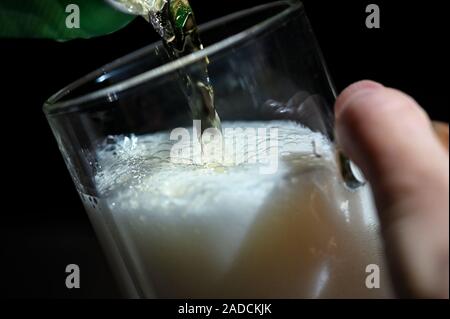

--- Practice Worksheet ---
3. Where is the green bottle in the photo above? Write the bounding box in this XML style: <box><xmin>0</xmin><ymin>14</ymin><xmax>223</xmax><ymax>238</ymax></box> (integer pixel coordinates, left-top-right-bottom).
<box><xmin>0</xmin><ymin>0</ymin><xmax>195</xmax><ymax>41</ymax></box>
<box><xmin>0</xmin><ymin>0</ymin><xmax>135</xmax><ymax>41</ymax></box>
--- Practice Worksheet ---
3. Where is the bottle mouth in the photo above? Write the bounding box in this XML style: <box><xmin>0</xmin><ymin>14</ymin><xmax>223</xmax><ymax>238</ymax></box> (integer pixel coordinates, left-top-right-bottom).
<box><xmin>44</xmin><ymin>1</ymin><xmax>303</xmax><ymax>115</ymax></box>
<box><xmin>104</xmin><ymin>0</ymin><xmax>168</xmax><ymax>16</ymax></box>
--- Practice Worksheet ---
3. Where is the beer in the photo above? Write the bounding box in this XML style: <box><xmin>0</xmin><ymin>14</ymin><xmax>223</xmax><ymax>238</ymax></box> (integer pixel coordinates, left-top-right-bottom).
<box><xmin>83</xmin><ymin>121</ymin><xmax>393</xmax><ymax>298</ymax></box>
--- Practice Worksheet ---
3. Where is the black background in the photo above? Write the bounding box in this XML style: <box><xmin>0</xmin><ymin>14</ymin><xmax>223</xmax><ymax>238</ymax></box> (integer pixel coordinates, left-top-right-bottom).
<box><xmin>0</xmin><ymin>0</ymin><xmax>448</xmax><ymax>298</ymax></box>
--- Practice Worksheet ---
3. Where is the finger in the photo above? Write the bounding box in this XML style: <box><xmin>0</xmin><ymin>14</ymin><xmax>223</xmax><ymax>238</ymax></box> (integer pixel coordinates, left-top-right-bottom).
<box><xmin>335</xmin><ymin>80</ymin><xmax>449</xmax><ymax>298</ymax></box>
<box><xmin>432</xmin><ymin>121</ymin><xmax>449</xmax><ymax>151</ymax></box>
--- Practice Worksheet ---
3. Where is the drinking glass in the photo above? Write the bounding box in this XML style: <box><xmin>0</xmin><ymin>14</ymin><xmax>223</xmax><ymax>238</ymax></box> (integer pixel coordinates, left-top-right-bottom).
<box><xmin>44</xmin><ymin>0</ymin><xmax>393</xmax><ymax>298</ymax></box>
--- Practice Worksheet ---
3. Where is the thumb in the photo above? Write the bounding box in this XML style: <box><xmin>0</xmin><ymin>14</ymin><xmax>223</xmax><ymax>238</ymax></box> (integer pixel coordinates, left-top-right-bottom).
<box><xmin>335</xmin><ymin>80</ymin><xmax>449</xmax><ymax>298</ymax></box>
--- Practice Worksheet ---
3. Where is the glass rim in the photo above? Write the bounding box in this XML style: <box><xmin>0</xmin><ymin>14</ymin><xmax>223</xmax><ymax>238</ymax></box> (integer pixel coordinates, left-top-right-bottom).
<box><xmin>44</xmin><ymin>0</ymin><xmax>303</xmax><ymax>115</ymax></box>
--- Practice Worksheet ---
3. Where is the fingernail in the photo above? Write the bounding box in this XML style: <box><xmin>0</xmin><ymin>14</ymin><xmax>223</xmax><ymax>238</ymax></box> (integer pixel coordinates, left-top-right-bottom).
<box><xmin>335</xmin><ymin>80</ymin><xmax>384</xmax><ymax>118</ymax></box>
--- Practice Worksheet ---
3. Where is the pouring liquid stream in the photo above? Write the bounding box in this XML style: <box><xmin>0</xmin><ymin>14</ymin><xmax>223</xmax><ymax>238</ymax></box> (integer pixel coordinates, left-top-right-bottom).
<box><xmin>108</xmin><ymin>0</ymin><xmax>221</xmax><ymax>134</ymax></box>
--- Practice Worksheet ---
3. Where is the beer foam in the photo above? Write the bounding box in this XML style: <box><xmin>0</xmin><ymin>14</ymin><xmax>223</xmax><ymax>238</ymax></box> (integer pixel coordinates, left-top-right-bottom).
<box><xmin>94</xmin><ymin>121</ymin><xmax>333</xmax><ymax>199</ymax></box>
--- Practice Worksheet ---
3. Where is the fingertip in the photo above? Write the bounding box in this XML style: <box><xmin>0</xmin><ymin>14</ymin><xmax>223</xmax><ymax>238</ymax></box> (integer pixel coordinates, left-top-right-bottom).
<box><xmin>335</xmin><ymin>86</ymin><xmax>431</xmax><ymax>171</ymax></box>
<box><xmin>335</xmin><ymin>83</ymin><xmax>443</xmax><ymax>211</ymax></box>
<box><xmin>335</xmin><ymin>80</ymin><xmax>384</xmax><ymax>118</ymax></box>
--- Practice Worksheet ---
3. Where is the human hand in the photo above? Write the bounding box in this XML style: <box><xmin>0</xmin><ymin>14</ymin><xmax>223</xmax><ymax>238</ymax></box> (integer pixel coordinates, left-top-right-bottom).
<box><xmin>335</xmin><ymin>80</ymin><xmax>449</xmax><ymax>298</ymax></box>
